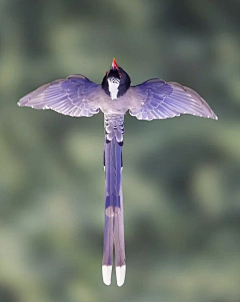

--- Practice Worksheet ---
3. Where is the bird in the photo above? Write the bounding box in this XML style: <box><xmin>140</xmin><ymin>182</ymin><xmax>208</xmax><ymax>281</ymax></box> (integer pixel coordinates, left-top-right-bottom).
<box><xmin>18</xmin><ymin>58</ymin><xmax>218</xmax><ymax>287</ymax></box>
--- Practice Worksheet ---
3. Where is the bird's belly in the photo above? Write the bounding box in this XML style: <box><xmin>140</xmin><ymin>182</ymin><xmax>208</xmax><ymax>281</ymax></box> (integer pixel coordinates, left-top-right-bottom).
<box><xmin>100</xmin><ymin>98</ymin><xmax>128</xmax><ymax>115</ymax></box>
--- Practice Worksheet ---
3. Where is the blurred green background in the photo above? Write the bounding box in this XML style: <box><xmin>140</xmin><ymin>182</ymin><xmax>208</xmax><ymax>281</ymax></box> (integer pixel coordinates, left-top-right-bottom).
<box><xmin>0</xmin><ymin>0</ymin><xmax>240</xmax><ymax>301</ymax></box>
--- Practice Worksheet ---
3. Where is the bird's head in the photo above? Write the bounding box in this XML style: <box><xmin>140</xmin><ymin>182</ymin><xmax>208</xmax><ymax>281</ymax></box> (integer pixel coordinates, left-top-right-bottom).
<box><xmin>102</xmin><ymin>58</ymin><xmax>131</xmax><ymax>100</ymax></box>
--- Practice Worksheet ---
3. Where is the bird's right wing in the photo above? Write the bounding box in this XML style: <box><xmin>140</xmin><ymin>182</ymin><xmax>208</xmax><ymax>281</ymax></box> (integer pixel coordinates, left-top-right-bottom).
<box><xmin>18</xmin><ymin>75</ymin><xmax>101</xmax><ymax>117</ymax></box>
<box><xmin>128</xmin><ymin>79</ymin><xmax>218</xmax><ymax>121</ymax></box>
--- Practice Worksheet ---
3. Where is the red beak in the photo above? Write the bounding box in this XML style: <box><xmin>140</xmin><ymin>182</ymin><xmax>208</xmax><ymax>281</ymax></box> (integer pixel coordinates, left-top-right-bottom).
<box><xmin>112</xmin><ymin>58</ymin><xmax>119</xmax><ymax>70</ymax></box>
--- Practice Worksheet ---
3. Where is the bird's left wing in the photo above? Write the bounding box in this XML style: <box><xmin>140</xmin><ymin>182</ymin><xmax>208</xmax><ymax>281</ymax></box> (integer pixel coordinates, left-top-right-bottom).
<box><xmin>18</xmin><ymin>75</ymin><xmax>101</xmax><ymax>117</ymax></box>
<box><xmin>128</xmin><ymin>79</ymin><xmax>217</xmax><ymax>120</ymax></box>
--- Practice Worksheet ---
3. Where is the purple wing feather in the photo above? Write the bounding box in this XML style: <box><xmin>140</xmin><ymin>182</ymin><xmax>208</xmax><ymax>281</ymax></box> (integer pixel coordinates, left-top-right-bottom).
<box><xmin>18</xmin><ymin>75</ymin><xmax>100</xmax><ymax>117</ymax></box>
<box><xmin>129</xmin><ymin>79</ymin><xmax>218</xmax><ymax>120</ymax></box>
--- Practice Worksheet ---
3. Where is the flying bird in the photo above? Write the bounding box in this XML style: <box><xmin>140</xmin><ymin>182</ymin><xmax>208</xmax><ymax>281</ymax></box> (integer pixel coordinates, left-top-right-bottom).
<box><xmin>18</xmin><ymin>58</ymin><xmax>217</xmax><ymax>287</ymax></box>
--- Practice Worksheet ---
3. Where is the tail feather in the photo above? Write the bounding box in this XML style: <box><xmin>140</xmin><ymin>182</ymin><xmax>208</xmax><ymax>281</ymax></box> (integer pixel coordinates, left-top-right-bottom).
<box><xmin>102</xmin><ymin>134</ymin><xmax>126</xmax><ymax>286</ymax></box>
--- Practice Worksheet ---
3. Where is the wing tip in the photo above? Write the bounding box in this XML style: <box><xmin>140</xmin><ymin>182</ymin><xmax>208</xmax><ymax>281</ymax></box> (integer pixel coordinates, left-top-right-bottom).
<box><xmin>205</xmin><ymin>110</ymin><xmax>218</xmax><ymax>120</ymax></box>
<box><xmin>17</xmin><ymin>98</ymin><xmax>27</xmax><ymax>107</ymax></box>
<box><xmin>102</xmin><ymin>265</ymin><xmax>112</xmax><ymax>286</ymax></box>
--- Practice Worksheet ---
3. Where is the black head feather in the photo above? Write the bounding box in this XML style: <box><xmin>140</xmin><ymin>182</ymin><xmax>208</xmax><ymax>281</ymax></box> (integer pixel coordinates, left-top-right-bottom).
<box><xmin>102</xmin><ymin>61</ymin><xmax>131</xmax><ymax>99</ymax></box>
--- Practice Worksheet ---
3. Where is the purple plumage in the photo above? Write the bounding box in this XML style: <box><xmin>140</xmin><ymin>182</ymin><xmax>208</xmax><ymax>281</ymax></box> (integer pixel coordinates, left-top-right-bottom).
<box><xmin>129</xmin><ymin>79</ymin><xmax>218</xmax><ymax>120</ymax></box>
<box><xmin>18</xmin><ymin>58</ymin><xmax>218</xmax><ymax>286</ymax></box>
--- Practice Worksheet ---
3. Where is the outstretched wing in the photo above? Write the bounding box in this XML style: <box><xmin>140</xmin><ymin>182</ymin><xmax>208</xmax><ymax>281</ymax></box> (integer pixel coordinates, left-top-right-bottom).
<box><xmin>129</xmin><ymin>79</ymin><xmax>218</xmax><ymax>120</ymax></box>
<box><xmin>18</xmin><ymin>75</ymin><xmax>101</xmax><ymax>117</ymax></box>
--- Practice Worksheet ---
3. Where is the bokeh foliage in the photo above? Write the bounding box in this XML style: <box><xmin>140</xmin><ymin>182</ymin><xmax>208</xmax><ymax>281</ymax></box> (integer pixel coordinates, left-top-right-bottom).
<box><xmin>0</xmin><ymin>0</ymin><xmax>240</xmax><ymax>301</ymax></box>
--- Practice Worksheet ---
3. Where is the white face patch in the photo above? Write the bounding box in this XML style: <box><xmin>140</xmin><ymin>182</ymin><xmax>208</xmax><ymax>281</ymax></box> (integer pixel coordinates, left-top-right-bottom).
<box><xmin>107</xmin><ymin>78</ymin><xmax>120</xmax><ymax>100</ymax></box>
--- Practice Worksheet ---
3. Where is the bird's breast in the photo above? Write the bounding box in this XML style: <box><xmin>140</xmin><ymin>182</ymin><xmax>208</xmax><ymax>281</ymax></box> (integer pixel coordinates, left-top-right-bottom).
<box><xmin>99</xmin><ymin>95</ymin><xmax>129</xmax><ymax>115</ymax></box>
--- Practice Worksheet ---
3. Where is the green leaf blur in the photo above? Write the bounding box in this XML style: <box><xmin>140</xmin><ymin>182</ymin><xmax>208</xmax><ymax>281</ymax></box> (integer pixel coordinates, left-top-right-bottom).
<box><xmin>0</xmin><ymin>0</ymin><xmax>239</xmax><ymax>301</ymax></box>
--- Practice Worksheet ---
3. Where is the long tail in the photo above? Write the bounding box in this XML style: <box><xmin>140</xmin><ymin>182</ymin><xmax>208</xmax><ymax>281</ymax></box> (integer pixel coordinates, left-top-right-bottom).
<box><xmin>102</xmin><ymin>115</ymin><xmax>126</xmax><ymax>287</ymax></box>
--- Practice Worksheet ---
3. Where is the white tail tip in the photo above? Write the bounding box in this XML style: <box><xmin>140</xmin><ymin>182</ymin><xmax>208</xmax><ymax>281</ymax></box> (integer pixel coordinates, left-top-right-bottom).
<box><xmin>102</xmin><ymin>265</ymin><xmax>112</xmax><ymax>286</ymax></box>
<box><xmin>116</xmin><ymin>265</ymin><xmax>126</xmax><ymax>287</ymax></box>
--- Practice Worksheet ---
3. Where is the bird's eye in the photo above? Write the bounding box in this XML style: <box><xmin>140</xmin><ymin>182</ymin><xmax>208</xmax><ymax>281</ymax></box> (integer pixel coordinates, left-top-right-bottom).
<box><xmin>119</xmin><ymin>72</ymin><xmax>122</xmax><ymax>78</ymax></box>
